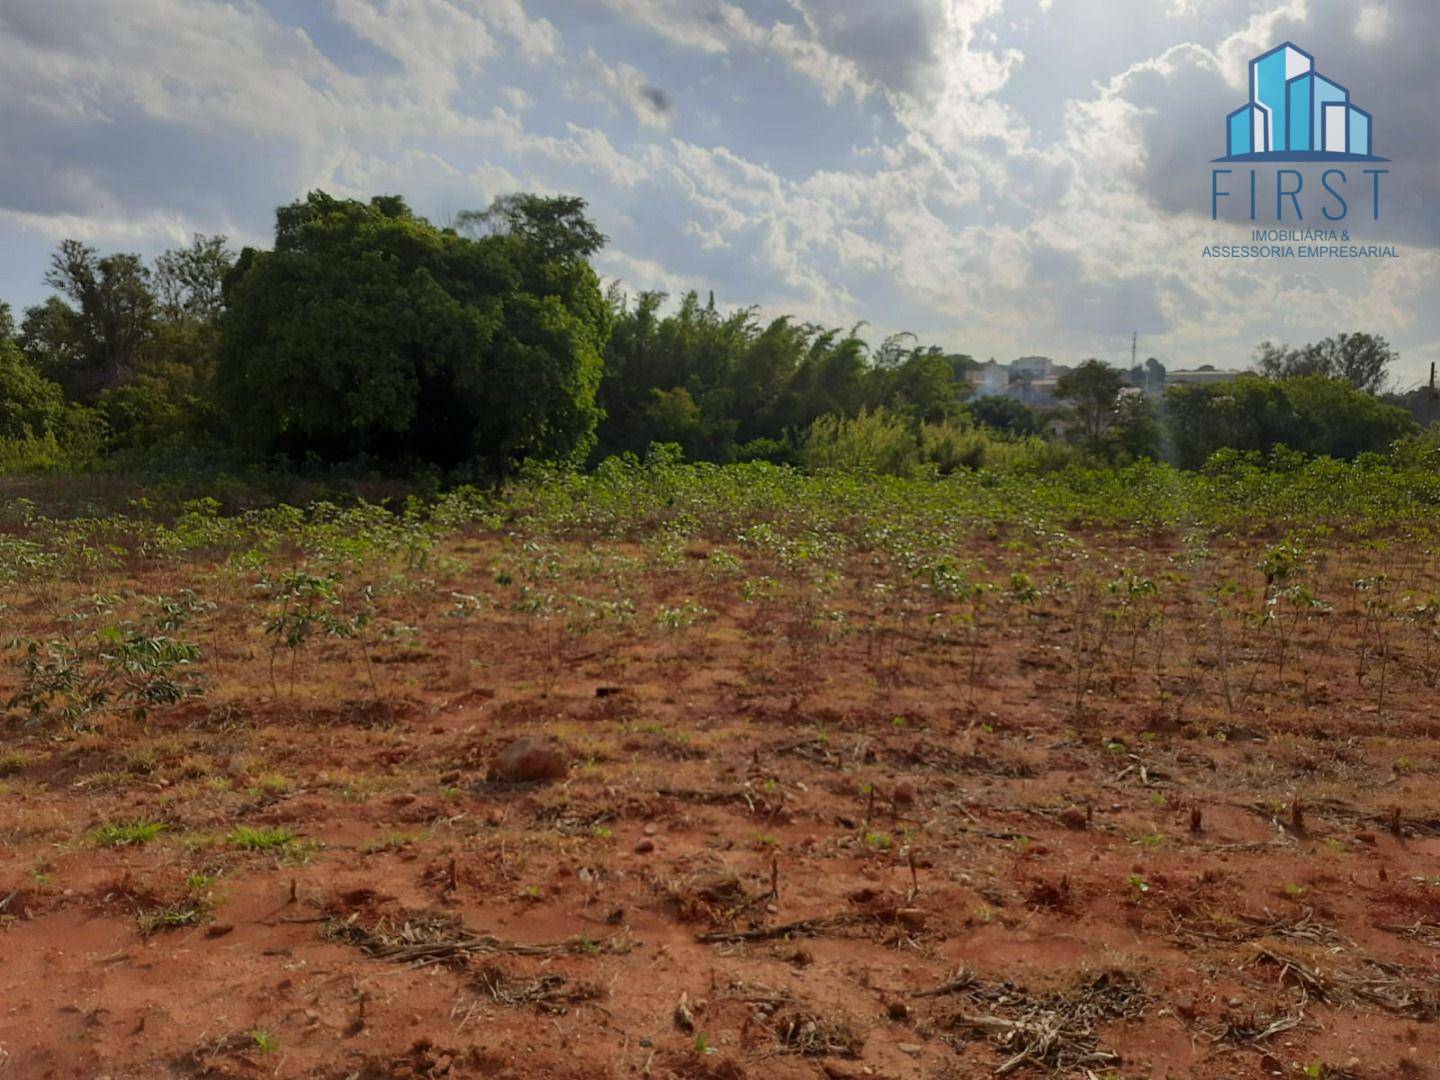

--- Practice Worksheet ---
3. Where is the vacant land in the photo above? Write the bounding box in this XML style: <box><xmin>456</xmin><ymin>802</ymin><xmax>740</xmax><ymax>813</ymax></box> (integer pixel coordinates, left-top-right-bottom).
<box><xmin>2</xmin><ymin>460</ymin><xmax>1439</xmax><ymax>1079</ymax></box>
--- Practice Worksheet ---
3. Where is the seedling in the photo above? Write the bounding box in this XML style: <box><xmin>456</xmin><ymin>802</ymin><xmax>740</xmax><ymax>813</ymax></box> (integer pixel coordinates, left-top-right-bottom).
<box><xmin>1126</xmin><ymin>874</ymin><xmax>1150</xmax><ymax>901</ymax></box>
<box><xmin>250</xmin><ymin>1030</ymin><xmax>279</xmax><ymax>1054</ymax></box>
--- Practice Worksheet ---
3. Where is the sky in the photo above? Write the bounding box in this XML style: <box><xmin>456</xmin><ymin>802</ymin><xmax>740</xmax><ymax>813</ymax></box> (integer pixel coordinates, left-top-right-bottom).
<box><xmin>1</xmin><ymin>0</ymin><xmax>1436</xmax><ymax>386</ymax></box>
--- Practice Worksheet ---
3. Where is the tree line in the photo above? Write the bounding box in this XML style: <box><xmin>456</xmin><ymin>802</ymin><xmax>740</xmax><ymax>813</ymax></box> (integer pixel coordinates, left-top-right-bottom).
<box><xmin>0</xmin><ymin>190</ymin><xmax>1427</xmax><ymax>478</ymax></box>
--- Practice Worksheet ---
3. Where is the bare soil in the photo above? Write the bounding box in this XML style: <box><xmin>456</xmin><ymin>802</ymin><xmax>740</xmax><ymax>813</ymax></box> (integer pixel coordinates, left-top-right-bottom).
<box><xmin>2</xmin><ymin>515</ymin><xmax>1439</xmax><ymax>1079</ymax></box>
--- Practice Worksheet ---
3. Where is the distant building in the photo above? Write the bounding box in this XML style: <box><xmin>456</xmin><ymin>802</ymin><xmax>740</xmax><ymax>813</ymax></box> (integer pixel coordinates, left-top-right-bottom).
<box><xmin>1019</xmin><ymin>377</ymin><xmax>1061</xmax><ymax>407</ymax></box>
<box><xmin>1011</xmin><ymin>356</ymin><xmax>1053</xmax><ymax>380</ymax></box>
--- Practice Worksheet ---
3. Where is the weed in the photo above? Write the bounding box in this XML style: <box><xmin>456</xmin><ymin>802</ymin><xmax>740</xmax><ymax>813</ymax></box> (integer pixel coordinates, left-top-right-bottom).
<box><xmin>250</xmin><ymin>1030</ymin><xmax>279</xmax><ymax>1054</ymax></box>
<box><xmin>89</xmin><ymin>820</ymin><xmax>167</xmax><ymax>847</ymax></box>
<box><xmin>227</xmin><ymin>825</ymin><xmax>298</xmax><ymax>851</ymax></box>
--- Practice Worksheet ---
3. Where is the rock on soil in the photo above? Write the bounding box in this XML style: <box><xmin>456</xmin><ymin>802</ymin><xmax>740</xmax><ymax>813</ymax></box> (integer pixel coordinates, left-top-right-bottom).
<box><xmin>488</xmin><ymin>738</ymin><xmax>569</xmax><ymax>783</ymax></box>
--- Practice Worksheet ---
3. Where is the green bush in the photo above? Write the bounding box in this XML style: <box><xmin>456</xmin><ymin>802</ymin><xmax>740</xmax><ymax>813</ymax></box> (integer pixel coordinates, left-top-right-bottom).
<box><xmin>1165</xmin><ymin>374</ymin><xmax>1416</xmax><ymax>468</ymax></box>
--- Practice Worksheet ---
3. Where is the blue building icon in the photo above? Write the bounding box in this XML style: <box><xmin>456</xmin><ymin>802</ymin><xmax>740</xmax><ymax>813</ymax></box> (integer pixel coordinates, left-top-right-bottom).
<box><xmin>1221</xmin><ymin>43</ymin><xmax>1382</xmax><ymax>161</ymax></box>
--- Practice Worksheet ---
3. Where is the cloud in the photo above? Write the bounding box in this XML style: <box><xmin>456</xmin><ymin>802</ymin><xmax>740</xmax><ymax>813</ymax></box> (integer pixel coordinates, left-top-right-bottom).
<box><xmin>574</xmin><ymin>47</ymin><xmax>675</xmax><ymax>128</ymax></box>
<box><xmin>0</xmin><ymin>0</ymin><xmax>1437</xmax><ymax>386</ymax></box>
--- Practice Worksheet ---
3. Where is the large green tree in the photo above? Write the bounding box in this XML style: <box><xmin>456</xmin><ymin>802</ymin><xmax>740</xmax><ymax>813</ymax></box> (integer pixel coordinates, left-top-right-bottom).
<box><xmin>218</xmin><ymin>191</ymin><xmax>612</xmax><ymax>472</ymax></box>
<box><xmin>1054</xmin><ymin>359</ymin><xmax>1126</xmax><ymax>447</ymax></box>
<box><xmin>0</xmin><ymin>320</ymin><xmax>80</xmax><ymax>443</ymax></box>
<box><xmin>1165</xmin><ymin>374</ymin><xmax>1414</xmax><ymax>467</ymax></box>
<box><xmin>20</xmin><ymin>241</ymin><xmax>156</xmax><ymax>401</ymax></box>
<box><xmin>1254</xmin><ymin>333</ymin><xmax>1397</xmax><ymax>394</ymax></box>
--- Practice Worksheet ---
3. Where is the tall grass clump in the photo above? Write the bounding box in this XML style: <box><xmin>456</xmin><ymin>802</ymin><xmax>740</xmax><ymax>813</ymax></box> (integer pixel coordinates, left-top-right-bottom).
<box><xmin>799</xmin><ymin>407</ymin><xmax>1081</xmax><ymax>478</ymax></box>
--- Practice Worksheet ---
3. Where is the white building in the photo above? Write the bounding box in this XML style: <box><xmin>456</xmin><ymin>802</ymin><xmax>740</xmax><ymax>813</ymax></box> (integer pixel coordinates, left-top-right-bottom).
<box><xmin>1011</xmin><ymin>356</ymin><xmax>1054</xmax><ymax>380</ymax></box>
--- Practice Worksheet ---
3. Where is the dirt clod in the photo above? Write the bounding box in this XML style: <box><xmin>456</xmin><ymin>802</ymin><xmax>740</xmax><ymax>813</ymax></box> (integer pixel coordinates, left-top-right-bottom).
<box><xmin>488</xmin><ymin>737</ymin><xmax>569</xmax><ymax>783</ymax></box>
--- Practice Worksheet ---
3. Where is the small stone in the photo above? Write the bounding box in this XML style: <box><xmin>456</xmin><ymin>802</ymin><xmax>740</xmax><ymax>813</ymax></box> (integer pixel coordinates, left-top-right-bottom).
<box><xmin>643</xmin><ymin>823</ymin><xmax>658</xmax><ymax>836</ymax></box>
<box><xmin>1355</xmin><ymin>831</ymin><xmax>1377</xmax><ymax>846</ymax></box>
<box><xmin>892</xmin><ymin>781</ymin><xmax>915</xmax><ymax>805</ymax></box>
<box><xmin>634</xmin><ymin>838</ymin><xmax>655</xmax><ymax>854</ymax></box>
<box><xmin>439</xmin><ymin>770</ymin><xmax>461</xmax><ymax>785</ymax></box>
<box><xmin>205</xmin><ymin>923</ymin><xmax>234</xmax><ymax>938</ymax></box>
<box><xmin>486</xmin><ymin>808</ymin><xmax>505</xmax><ymax>826</ymax></box>
<box><xmin>488</xmin><ymin>738</ymin><xmax>568</xmax><ymax>783</ymax></box>
<box><xmin>898</xmin><ymin>1043</ymin><xmax>923</xmax><ymax>1055</ymax></box>
<box><xmin>887</xmin><ymin>1000</ymin><xmax>910</xmax><ymax>1021</ymax></box>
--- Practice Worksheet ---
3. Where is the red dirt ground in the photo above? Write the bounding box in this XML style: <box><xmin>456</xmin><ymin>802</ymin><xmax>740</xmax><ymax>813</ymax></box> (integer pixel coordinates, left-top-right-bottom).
<box><xmin>2</xmin><ymin>525</ymin><xmax>1439</xmax><ymax>1079</ymax></box>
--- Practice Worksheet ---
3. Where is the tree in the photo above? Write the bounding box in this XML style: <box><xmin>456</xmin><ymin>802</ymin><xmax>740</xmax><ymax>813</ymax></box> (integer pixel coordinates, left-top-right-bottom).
<box><xmin>1165</xmin><ymin>374</ymin><xmax>1414</xmax><ymax>467</ymax></box>
<box><xmin>965</xmin><ymin>395</ymin><xmax>1041</xmax><ymax>436</ymax></box>
<box><xmin>1165</xmin><ymin>376</ymin><xmax>1301</xmax><ymax>468</ymax></box>
<box><xmin>26</xmin><ymin>240</ymin><xmax>156</xmax><ymax>400</ymax></box>
<box><xmin>1054</xmin><ymin>359</ymin><xmax>1126</xmax><ymax>446</ymax></box>
<box><xmin>1254</xmin><ymin>333</ymin><xmax>1396</xmax><ymax>394</ymax></box>
<box><xmin>0</xmin><ymin>333</ymin><xmax>78</xmax><ymax>441</ymax></box>
<box><xmin>1110</xmin><ymin>393</ymin><xmax>1163</xmax><ymax>461</ymax></box>
<box><xmin>218</xmin><ymin>191</ymin><xmax>612</xmax><ymax>473</ymax></box>
<box><xmin>455</xmin><ymin>193</ymin><xmax>607</xmax><ymax>262</ymax></box>
<box><xmin>153</xmin><ymin>234</ymin><xmax>234</xmax><ymax>323</ymax></box>
<box><xmin>1284</xmin><ymin>375</ymin><xmax>1416</xmax><ymax>458</ymax></box>
<box><xmin>889</xmin><ymin>347</ymin><xmax>965</xmax><ymax>423</ymax></box>
<box><xmin>1128</xmin><ymin>357</ymin><xmax>1166</xmax><ymax>391</ymax></box>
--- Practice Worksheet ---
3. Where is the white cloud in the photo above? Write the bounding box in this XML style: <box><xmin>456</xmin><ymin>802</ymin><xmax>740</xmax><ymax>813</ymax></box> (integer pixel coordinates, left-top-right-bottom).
<box><xmin>572</xmin><ymin>47</ymin><xmax>675</xmax><ymax>128</ymax></box>
<box><xmin>1354</xmin><ymin>5</ymin><xmax>1392</xmax><ymax>43</ymax></box>
<box><xmin>1</xmin><ymin>0</ymin><xmax>1437</xmax><ymax>385</ymax></box>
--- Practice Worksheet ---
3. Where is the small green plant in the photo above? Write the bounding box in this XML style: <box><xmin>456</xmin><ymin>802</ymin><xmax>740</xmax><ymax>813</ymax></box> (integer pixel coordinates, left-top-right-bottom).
<box><xmin>227</xmin><ymin>825</ymin><xmax>298</xmax><ymax>850</ymax></box>
<box><xmin>694</xmin><ymin>1033</ymin><xmax>713</xmax><ymax>1056</ymax></box>
<box><xmin>250</xmin><ymin>1030</ymin><xmax>279</xmax><ymax>1054</ymax></box>
<box><xmin>864</xmin><ymin>831</ymin><xmax>893</xmax><ymax>850</ymax></box>
<box><xmin>89</xmin><ymin>820</ymin><xmax>168</xmax><ymax>847</ymax></box>
<box><xmin>246</xmin><ymin>774</ymin><xmax>289</xmax><ymax>797</ymax></box>
<box><xmin>137</xmin><ymin>902</ymin><xmax>207</xmax><ymax>935</ymax></box>
<box><xmin>1126</xmin><ymin>873</ymin><xmax>1150</xmax><ymax>901</ymax></box>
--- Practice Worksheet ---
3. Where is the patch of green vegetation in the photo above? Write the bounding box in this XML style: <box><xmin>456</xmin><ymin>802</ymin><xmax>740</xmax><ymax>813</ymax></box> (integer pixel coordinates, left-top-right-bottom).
<box><xmin>137</xmin><ymin>902</ymin><xmax>207</xmax><ymax>935</ymax></box>
<box><xmin>226</xmin><ymin>825</ymin><xmax>298</xmax><ymax>850</ymax></box>
<box><xmin>89</xmin><ymin>820</ymin><xmax>167</xmax><ymax>847</ymax></box>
